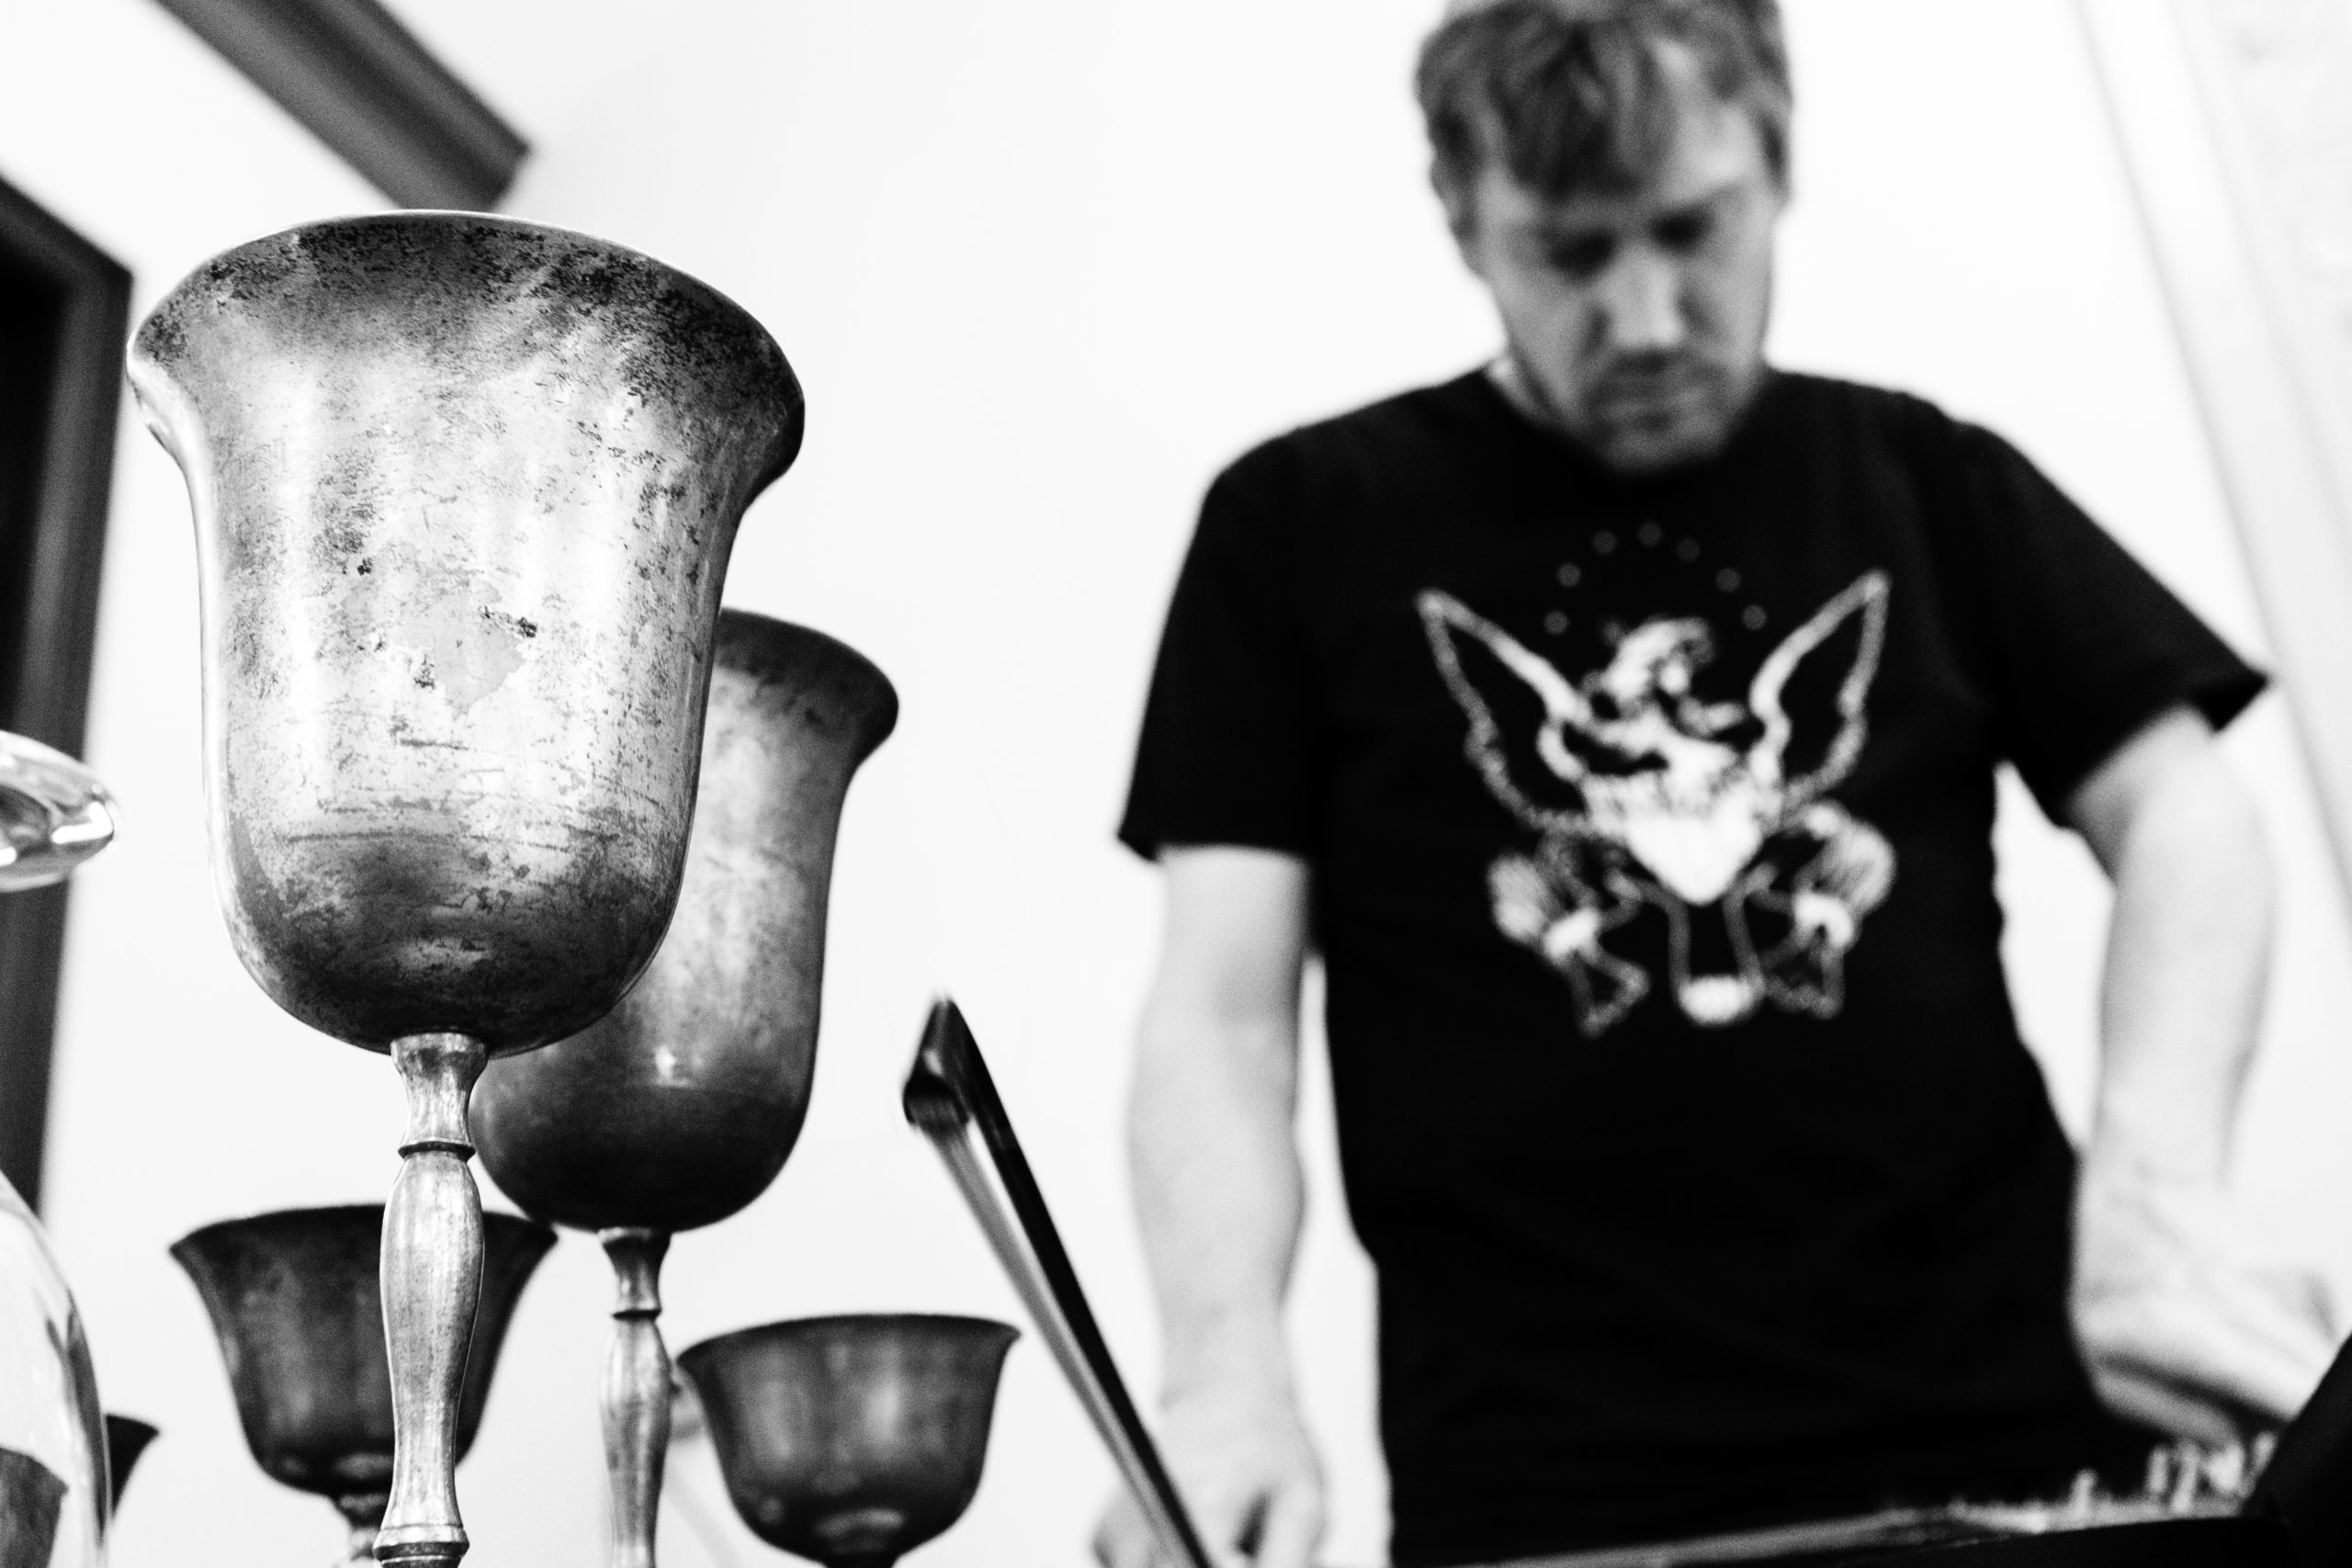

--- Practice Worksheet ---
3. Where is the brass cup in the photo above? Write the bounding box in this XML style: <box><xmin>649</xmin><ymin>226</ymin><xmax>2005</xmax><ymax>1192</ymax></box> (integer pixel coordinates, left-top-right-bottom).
<box><xmin>472</xmin><ymin>610</ymin><xmax>897</xmax><ymax>1568</ymax></box>
<box><xmin>678</xmin><ymin>1315</ymin><xmax>1018</xmax><ymax>1568</ymax></box>
<box><xmin>171</xmin><ymin>1205</ymin><xmax>554</xmax><ymax>1565</ymax></box>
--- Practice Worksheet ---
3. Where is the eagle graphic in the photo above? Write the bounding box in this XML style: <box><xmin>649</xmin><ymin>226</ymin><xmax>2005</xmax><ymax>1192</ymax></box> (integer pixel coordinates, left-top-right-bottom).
<box><xmin>1419</xmin><ymin>572</ymin><xmax>1897</xmax><ymax>1037</ymax></box>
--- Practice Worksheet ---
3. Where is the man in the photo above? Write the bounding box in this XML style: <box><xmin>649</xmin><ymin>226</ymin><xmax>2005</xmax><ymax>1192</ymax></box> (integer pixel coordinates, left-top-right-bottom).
<box><xmin>1102</xmin><ymin>2</ymin><xmax>2340</xmax><ymax>1565</ymax></box>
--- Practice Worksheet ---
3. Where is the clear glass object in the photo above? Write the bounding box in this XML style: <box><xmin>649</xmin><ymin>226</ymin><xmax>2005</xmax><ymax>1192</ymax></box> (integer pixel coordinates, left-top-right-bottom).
<box><xmin>0</xmin><ymin>732</ymin><xmax>114</xmax><ymax>894</ymax></box>
<box><xmin>0</xmin><ymin>728</ymin><xmax>113</xmax><ymax>1566</ymax></box>
<box><xmin>0</xmin><ymin>1172</ymin><xmax>106</xmax><ymax>1568</ymax></box>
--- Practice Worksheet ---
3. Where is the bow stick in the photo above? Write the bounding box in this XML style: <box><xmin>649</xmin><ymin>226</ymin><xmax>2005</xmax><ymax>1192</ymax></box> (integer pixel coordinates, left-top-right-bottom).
<box><xmin>902</xmin><ymin>998</ymin><xmax>1218</xmax><ymax>1568</ymax></box>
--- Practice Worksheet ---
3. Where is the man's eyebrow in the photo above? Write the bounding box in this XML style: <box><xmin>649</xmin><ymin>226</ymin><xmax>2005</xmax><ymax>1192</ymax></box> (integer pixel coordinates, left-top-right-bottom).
<box><xmin>1656</xmin><ymin>176</ymin><xmax>1748</xmax><ymax>217</ymax></box>
<box><xmin>1523</xmin><ymin>219</ymin><xmax>1620</xmax><ymax>244</ymax></box>
<box><xmin>1521</xmin><ymin>175</ymin><xmax>1747</xmax><ymax>239</ymax></box>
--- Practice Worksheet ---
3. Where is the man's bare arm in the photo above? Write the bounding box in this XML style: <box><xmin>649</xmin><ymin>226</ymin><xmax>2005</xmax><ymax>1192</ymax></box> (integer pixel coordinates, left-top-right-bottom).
<box><xmin>2065</xmin><ymin>704</ymin><xmax>2336</xmax><ymax>1440</ymax></box>
<box><xmin>1096</xmin><ymin>845</ymin><xmax>1323</xmax><ymax>1568</ymax></box>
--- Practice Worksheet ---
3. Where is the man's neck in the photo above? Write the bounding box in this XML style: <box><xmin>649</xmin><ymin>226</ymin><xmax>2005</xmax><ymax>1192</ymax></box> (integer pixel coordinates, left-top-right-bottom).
<box><xmin>1485</xmin><ymin>353</ymin><xmax>1559</xmax><ymax>432</ymax></box>
<box><xmin>1484</xmin><ymin>351</ymin><xmax>1771</xmax><ymax>477</ymax></box>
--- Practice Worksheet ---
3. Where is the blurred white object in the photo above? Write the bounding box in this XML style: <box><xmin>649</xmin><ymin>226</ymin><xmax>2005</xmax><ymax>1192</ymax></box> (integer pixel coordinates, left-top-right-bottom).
<box><xmin>2082</xmin><ymin>0</ymin><xmax>2352</xmax><ymax>901</ymax></box>
<box><xmin>0</xmin><ymin>732</ymin><xmax>113</xmax><ymax>894</ymax></box>
<box><xmin>0</xmin><ymin>1170</ymin><xmax>107</xmax><ymax>1567</ymax></box>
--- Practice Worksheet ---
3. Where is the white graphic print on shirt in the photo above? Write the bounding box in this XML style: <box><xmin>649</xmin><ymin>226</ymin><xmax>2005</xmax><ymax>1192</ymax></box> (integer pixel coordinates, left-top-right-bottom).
<box><xmin>1419</xmin><ymin>572</ymin><xmax>1897</xmax><ymax>1037</ymax></box>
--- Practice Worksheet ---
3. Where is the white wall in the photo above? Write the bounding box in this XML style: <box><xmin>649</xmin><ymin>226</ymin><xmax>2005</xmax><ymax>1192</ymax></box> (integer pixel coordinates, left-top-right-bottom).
<box><xmin>1770</xmin><ymin>0</ymin><xmax>2352</xmax><ymax>1260</ymax></box>
<box><xmin>6</xmin><ymin>3</ymin><xmax>2349</xmax><ymax>1567</ymax></box>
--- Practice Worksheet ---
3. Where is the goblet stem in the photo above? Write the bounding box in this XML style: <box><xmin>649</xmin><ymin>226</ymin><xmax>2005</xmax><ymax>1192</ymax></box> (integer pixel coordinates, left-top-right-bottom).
<box><xmin>377</xmin><ymin>1032</ymin><xmax>489</xmax><ymax>1568</ymax></box>
<box><xmin>601</xmin><ymin>1227</ymin><xmax>673</xmax><ymax>1568</ymax></box>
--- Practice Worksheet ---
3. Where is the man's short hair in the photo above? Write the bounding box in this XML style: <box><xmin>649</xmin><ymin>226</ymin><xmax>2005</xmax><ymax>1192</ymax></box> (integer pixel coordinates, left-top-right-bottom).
<box><xmin>1416</xmin><ymin>0</ymin><xmax>1792</xmax><ymax>202</ymax></box>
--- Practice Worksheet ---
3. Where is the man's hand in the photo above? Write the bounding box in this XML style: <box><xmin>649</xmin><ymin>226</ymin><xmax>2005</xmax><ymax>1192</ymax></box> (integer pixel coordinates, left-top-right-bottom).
<box><xmin>1091</xmin><ymin>1385</ymin><xmax>1326</xmax><ymax>1568</ymax></box>
<box><xmin>2073</xmin><ymin>1158</ymin><xmax>2339</xmax><ymax>1444</ymax></box>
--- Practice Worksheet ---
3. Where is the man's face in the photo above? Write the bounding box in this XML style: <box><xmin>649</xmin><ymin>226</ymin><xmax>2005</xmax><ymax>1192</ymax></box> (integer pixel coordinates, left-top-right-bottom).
<box><xmin>1445</xmin><ymin>49</ymin><xmax>1785</xmax><ymax>474</ymax></box>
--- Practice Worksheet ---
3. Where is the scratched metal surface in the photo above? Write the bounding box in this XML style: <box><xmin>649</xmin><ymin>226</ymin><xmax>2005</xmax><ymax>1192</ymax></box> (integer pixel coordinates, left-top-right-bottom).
<box><xmin>126</xmin><ymin>213</ymin><xmax>803</xmax><ymax>1052</ymax></box>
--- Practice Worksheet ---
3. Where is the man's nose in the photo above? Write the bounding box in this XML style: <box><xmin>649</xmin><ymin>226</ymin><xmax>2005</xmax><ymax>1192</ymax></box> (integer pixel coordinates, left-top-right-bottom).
<box><xmin>1597</xmin><ymin>248</ymin><xmax>1688</xmax><ymax>355</ymax></box>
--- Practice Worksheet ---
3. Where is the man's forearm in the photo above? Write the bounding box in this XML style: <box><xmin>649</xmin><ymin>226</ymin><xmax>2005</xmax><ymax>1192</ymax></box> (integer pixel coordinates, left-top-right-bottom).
<box><xmin>2063</xmin><ymin>710</ymin><xmax>2335</xmax><ymax>1437</ymax></box>
<box><xmin>1102</xmin><ymin>848</ymin><xmax>1327</xmax><ymax>1568</ymax></box>
<box><xmin>1129</xmin><ymin>999</ymin><xmax>1307</xmax><ymax>1400</ymax></box>
<box><xmin>2060</xmin><ymin>709</ymin><xmax>2333</xmax><ymax>1438</ymax></box>
<box><xmin>2080</xmin><ymin>725</ymin><xmax>2273</xmax><ymax>1182</ymax></box>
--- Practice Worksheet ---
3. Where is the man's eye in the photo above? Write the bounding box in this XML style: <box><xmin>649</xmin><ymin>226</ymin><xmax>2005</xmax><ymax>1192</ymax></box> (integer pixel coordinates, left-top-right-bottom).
<box><xmin>1545</xmin><ymin>235</ymin><xmax>1617</xmax><ymax>280</ymax></box>
<box><xmin>1654</xmin><ymin>209</ymin><xmax>1718</xmax><ymax>254</ymax></box>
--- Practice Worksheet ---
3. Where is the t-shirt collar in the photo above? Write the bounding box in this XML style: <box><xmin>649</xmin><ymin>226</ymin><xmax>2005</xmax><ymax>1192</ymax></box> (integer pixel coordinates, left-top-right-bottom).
<box><xmin>1458</xmin><ymin>360</ymin><xmax>1790</xmax><ymax>499</ymax></box>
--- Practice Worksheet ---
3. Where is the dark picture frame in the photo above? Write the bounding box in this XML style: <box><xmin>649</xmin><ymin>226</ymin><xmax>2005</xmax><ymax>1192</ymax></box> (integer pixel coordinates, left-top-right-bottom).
<box><xmin>0</xmin><ymin>172</ymin><xmax>130</xmax><ymax>1208</ymax></box>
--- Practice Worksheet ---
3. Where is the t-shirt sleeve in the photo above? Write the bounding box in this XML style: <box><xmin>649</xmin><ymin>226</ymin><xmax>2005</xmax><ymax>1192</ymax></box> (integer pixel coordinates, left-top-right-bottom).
<box><xmin>1118</xmin><ymin>450</ymin><xmax>1317</xmax><ymax>861</ymax></box>
<box><xmin>1943</xmin><ymin>419</ymin><xmax>2267</xmax><ymax>818</ymax></box>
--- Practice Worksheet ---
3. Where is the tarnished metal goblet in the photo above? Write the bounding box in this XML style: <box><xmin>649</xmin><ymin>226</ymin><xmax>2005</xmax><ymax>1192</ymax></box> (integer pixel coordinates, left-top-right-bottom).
<box><xmin>471</xmin><ymin>609</ymin><xmax>897</xmax><ymax>1568</ymax></box>
<box><xmin>171</xmin><ymin>1206</ymin><xmax>554</xmax><ymax>1567</ymax></box>
<box><xmin>677</xmin><ymin>1315</ymin><xmax>1018</xmax><ymax>1568</ymax></box>
<box><xmin>126</xmin><ymin>212</ymin><xmax>802</xmax><ymax>1567</ymax></box>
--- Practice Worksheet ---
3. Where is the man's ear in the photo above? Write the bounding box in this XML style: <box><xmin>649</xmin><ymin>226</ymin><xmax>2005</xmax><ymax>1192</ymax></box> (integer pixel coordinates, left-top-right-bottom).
<box><xmin>1430</xmin><ymin>160</ymin><xmax>1485</xmax><ymax>275</ymax></box>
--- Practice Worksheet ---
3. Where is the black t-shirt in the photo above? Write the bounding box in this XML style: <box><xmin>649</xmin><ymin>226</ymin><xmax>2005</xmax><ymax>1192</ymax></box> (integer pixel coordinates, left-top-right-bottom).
<box><xmin>1119</xmin><ymin>369</ymin><xmax>2265</xmax><ymax>1565</ymax></box>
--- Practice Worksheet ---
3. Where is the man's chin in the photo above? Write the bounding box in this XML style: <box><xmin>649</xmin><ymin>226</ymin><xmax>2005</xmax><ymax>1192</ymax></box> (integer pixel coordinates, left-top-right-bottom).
<box><xmin>1496</xmin><ymin>356</ymin><xmax>1758</xmax><ymax>474</ymax></box>
<box><xmin>1584</xmin><ymin>411</ymin><xmax>1736</xmax><ymax>476</ymax></box>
